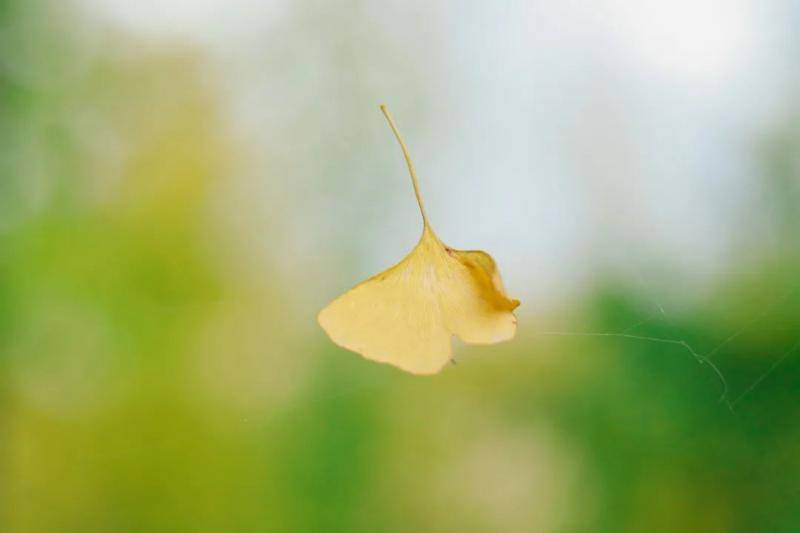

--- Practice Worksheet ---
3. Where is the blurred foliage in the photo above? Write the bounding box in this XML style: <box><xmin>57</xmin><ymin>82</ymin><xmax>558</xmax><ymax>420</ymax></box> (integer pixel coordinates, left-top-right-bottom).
<box><xmin>1</xmin><ymin>1</ymin><xmax>799</xmax><ymax>533</ymax></box>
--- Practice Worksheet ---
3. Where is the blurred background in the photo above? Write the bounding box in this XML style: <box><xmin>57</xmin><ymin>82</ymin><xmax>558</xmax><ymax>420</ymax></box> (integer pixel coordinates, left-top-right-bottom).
<box><xmin>1</xmin><ymin>0</ymin><xmax>799</xmax><ymax>531</ymax></box>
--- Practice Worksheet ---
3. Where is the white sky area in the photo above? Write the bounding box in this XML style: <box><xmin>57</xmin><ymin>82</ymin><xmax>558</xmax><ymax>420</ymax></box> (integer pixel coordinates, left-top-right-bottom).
<box><xmin>82</xmin><ymin>0</ymin><xmax>798</xmax><ymax>310</ymax></box>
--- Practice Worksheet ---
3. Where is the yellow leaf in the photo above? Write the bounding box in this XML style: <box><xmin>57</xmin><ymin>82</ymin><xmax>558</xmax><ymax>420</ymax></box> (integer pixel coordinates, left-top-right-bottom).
<box><xmin>318</xmin><ymin>105</ymin><xmax>519</xmax><ymax>374</ymax></box>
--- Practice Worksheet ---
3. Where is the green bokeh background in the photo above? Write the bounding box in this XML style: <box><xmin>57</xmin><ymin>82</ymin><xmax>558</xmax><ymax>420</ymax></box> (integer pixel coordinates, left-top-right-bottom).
<box><xmin>2</xmin><ymin>1</ymin><xmax>799</xmax><ymax>531</ymax></box>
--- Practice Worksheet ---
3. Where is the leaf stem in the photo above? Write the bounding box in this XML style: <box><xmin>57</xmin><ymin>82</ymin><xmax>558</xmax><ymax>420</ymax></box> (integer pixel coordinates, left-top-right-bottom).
<box><xmin>380</xmin><ymin>104</ymin><xmax>430</xmax><ymax>228</ymax></box>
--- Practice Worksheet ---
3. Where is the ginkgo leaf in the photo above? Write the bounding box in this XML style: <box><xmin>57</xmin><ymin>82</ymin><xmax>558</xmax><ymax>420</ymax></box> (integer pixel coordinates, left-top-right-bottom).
<box><xmin>318</xmin><ymin>105</ymin><xmax>519</xmax><ymax>375</ymax></box>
